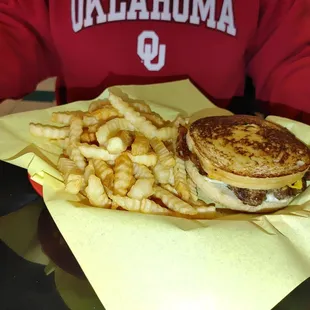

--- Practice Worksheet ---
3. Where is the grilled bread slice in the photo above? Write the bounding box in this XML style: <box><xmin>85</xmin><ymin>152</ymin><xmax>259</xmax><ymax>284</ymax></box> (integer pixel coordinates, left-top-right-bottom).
<box><xmin>187</xmin><ymin>115</ymin><xmax>310</xmax><ymax>190</ymax></box>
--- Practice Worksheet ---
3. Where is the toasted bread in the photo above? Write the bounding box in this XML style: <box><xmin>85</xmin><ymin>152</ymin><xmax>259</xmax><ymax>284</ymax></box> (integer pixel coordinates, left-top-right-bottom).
<box><xmin>189</xmin><ymin>115</ymin><xmax>310</xmax><ymax>179</ymax></box>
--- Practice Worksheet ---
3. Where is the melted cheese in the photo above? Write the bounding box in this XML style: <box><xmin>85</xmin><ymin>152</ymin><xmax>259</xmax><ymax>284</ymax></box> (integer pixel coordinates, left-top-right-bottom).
<box><xmin>288</xmin><ymin>179</ymin><xmax>303</xmax><ymax>190</ymax></box>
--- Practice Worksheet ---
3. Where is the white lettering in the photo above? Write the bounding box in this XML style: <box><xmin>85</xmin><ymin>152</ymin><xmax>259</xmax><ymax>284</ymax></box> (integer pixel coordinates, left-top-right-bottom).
<box><xmin>71</xmin><ymin>0</ymin><xmax>237</xmax><ymax>37</ymax></box>
<box><xmin>217</xmin><ymin>0</ymin><xmax>236</xmax><ymax>36</ymax></box>
<box><xmin>71</xmin><ymin>0</ymin><xmax>84</xmax><ymax>32</ymax></box>
<box><xmin>137</xmin><ymin>31</ymin><xmax>166</xmax><ymax>71</ymax></box>
<box><xmin>190</xmin><ymin>0</ymin><xmax>216</xmax><ymax>29</ymax></box>
<box><xmin>128</xmin><ymin>0</ymin><xmax>150</xmax><ymax>20</ymax></box>
<box><xmin>150</xmin><ymin>0</ymin><xmax>171</xmax><ymax>21</ymax></box>
<box><xmin>108</xmin><ymin>0</ymin><xmax>127</xmax><ymax>21</ymax></box>
<box><xmin>84</xmin><ymin>0</ymin><xmax>107</xmax><ymax>27</ymax></box>
<box><xmin>173</xmin><ymin>0</ymin><xmax>189</xmax><ymax>23</ymax></box>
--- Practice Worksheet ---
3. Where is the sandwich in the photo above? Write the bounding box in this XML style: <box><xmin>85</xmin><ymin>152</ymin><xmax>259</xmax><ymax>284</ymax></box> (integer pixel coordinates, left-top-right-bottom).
<box><xmin>177</xmin><ymin>115</ymin><xmax>310</xmax><ymax>213</ymax></box>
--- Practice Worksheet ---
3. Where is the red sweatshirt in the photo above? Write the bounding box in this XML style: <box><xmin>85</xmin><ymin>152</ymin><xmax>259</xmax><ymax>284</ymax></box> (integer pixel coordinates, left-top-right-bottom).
<box><xmin>1</xmin><ymin>0</ymin><xmax>310</xmax><ymax>123</ymax></box>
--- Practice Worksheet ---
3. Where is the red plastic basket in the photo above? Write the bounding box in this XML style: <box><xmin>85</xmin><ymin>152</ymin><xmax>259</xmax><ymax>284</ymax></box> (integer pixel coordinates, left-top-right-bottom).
<box><xmin>28</xmin><ymin>173</ymin><xmax>43</xmax><ymax>197</ymax></box>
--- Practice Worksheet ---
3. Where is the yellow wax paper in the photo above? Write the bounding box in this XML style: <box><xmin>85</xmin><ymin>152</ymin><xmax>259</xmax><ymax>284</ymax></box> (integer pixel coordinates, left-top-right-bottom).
<box><xmin>1</xmin><ymin>80</ymin><xmax>310</xmax><ymax>310</ymax></box>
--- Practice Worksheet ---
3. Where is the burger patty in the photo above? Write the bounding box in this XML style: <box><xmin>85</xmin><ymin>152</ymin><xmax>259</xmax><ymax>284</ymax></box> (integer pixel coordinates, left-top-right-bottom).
<box><xmin>272</xmin><ymin>186</ymin><xmax>292</xmax><ymax>200</ymax></box>
<box><xmin>228</xmin><ymin>187</ymin><xmax>267</xmax><ymax>207</ymax></box>
<box><xmin>229</xmin><ymin>178</ymin><xmax>307</xmax><ymax>206</ymax></box>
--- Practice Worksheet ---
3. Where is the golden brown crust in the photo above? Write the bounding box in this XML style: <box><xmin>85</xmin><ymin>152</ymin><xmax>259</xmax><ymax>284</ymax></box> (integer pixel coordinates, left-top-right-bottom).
<box><xmin>189</xmin><ymin>115</ymin><xmax>310</xmax><ymax>178</ymax></box>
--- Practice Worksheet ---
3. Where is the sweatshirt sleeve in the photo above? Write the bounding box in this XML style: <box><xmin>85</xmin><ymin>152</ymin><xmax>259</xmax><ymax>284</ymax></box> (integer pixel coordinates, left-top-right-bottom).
<box><xmin>246</xmin><ymin>0</ymin><xmax>310</xmax><ymax>120</ymax></box>
<box><xmin>0</xmin><ymin>0</ymin><xmax>59</xmax><ymax>100</ymax></box>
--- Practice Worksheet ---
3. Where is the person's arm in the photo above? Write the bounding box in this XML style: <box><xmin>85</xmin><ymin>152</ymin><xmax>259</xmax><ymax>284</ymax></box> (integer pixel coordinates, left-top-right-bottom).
<box><xmin>0</xmin><ymin>0</ymin><xmax>59</xmax><ymax>100</ymax></box>
<box><xmin>246</xmin><ymin>0</ymin><xmax>310</xmax><ymax>122</ymax></box>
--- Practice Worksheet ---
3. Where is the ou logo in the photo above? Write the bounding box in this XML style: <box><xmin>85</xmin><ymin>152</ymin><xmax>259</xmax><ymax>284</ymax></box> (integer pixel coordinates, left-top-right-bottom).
<box><xmin>137</xmin><ymin>31</ymin><xmax>166</xmax><ymax>71</ymax></box>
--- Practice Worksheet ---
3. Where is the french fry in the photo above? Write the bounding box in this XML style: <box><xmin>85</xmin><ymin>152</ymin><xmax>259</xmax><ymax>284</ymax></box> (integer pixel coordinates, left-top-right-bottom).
<box><xmin>67</xmin><ymin>145</ymin><xmax>86</xmax><ymax>171</ymax></box>
<box><xmin>127</xmin><ymin>152</ymin><xmax>157</xmax><ymax>167</ymax></box>
<box><xmin>129</xmin><ymin>175</ymin><xmax>136</xmax><ymax>188</ymax></box>
<box><xmin>141</xmin><ymin>111</ymin><xmax>166</xmax><ymax>127</ymax></box>
<box><xmin>107</xmin><ymin>195</ymin><xmax>140</xmax><ymax>212</ymax></box>
<box><xmin>85</xmin><ymin>175</ymin><xmax>111</xmax><ymax>208</ymax></box>
<box><xmin>131</xmin><ymin>134</ymin><xmax>150</xmax><ymax>155</ymax></box>
<box><xmin>161</xmin><ymin>184</ymin><xmax>178</xmax><ymax>195</ymax></box>
<box><xmin>88</xmin><ymin>99</ymin><xmax>110</xmax><ymax>113</ymax></box>
<box><xmin>96</xmin><ymin>118</ymin><xmax>135</xmax><ymax>145</ymax></box>
<box><xmin>150</xmin><ymin>137</ymin><xmax>175</xmax><ymax>168</ymax></box>
<box><xmin>93</xmin><ymin>159</ymin><xmax>113</xmax><ymax>180</ymax></box>
<box><xmin>156</xmin><ymin>126</ymin><xmax>178</xmax><ymax>141</ymax></box>
<box><xmin>93</xmin><ymin>159</ymin><xmax>114</xmax><ymax>189</ymax></box>
<box><xmin>51</xmin><ymin>111</ymin><xmax>84</xmax><ymax>125</ymax></box>
<box><xmin>114</xmin><ymin>153</ymin><xmax>134</xmax><ymax>196</ymax></box>
<box><xmin>153</xmin><ymin>186</ymin><xmax>197</xmax><ymax>215</ymax></box>
<box><xmin>150</xmin><ymin>195</ymin><xmax>216</xmax><ymax>219</ymax></box>
<box><xmin>106</xmin><ymin>130</ymin><xmax>133</xmax><ymax>154</ymax></box>
<box><xmin>188</xmin><ymin>176</ymin><xmax>198</xmax><ymax>202</ymax></box>
<box><xmin>106</xmin><ymin>137</ymin><xmax>125</xmax><ymax>154</ymax></box>
<box><xmin>174</xmin><ymin>157</ymin><xmax>191</xmax><ymax>201</ymax></box>
<box><xmin>88</xmin><ymin>123</ymin><xmax>100</xmax><ymax>133</ymax></box>
<box><xmin>108</xmin><ymin>194</ymin><xmax>171</xmax><ymax>215</ymax></box>
<box><xmin>110</xmin><ymin>94</ymin><xmax>178</xmax><ymax>141</ymax></box>
<box><xmin>69</xmin><ymin>117</ymin><xmax>83</xmax><ymax>144</ymax></box>
<box><xmin>81</xmin><ymin>130</ymin><xmax>97</xmax><ymax>144</ymax></box>
<box><xmin>57</xmin><ymin>157</ymin><xmax>84</xmax><ymax>194</ymax></box>
<box><xmin>109</xmin><ymin>94</ymin><xmax>158</xmax><ymax>139</ymax></box>
<box><xmin>91</xmin><ymin>106</ymin><xmax>122</xmax><ymax>122</ymax></box>
<box><xmin>131</xmin><ymin>101</ymin><xmax>152</xmax><ymax>113</ymax></box>
<box><xmin>83</xmin><ymin>114</ymin><xmax>98</xmax><ymax>126</ymax></box>
<box><xmin>193</xmin><ymin>205</ymin><xmax>217</xmax><ymax>219</ymax></box>
<box><xmin>127</xmin><ymin>178</ymin><xmax>154</xmax><ymax>200</ymax></box>
<box><xmin>133</xmin><ymin>163</ymin><xmax>154</xmax><ymax>179</ymax></box>
<box><xmin>185</xmin><ymin>200</ymin><xmax>217</xmax><ymax>219</ymax></box>
<box><xmin>78</xmin><ymin>144</ymin><xmax>119</xmax><ymax>161</ymax></box>
<box><xmin>51</xmin><ymin>112</ymin><xmax>72</xmax><ymax>125</ymax></box>
<box><xmin>111</xmin><ymin>201</ymin><xmax>119</xmax><ymax>210</ymax></box>
<box><xmin>141</xmin><ymin>199</ymin><xmax>172</xmax><ymax>215</ymax></box>
<box><xmin>171</xmin><ymin>206</ymin><xmax>216</xmax><ymax>219</ymax></box>
<box><xmin>152</xmin><ymin>162</ymin><xmax>173</xmax><ymax>184</ymax></box>
<box><xmin>29</xmin><ymin>123</ymin><xmax>69</xmax><ymax>139</ymax></box>
<box><xmin>84</xmin><ymin>160</ymin><xmax>95</xmax><ymax>184</ymax></box>
<box><xmin>103</xmin><ymin>174</ymin><xmax>114</xmax><ymax>190</ymax></box>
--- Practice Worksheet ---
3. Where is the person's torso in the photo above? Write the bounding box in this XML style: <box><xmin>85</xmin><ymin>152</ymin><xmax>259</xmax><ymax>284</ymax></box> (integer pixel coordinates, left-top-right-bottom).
<box><xmin>49</xmin><ymin>0</ymin><xmax>260</xmax><ymax>105</ymax></box>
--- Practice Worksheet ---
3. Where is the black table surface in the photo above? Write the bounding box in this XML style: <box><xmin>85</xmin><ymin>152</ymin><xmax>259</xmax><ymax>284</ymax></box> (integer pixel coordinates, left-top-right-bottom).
<box><xmin>1</xmin><ymin>161</ymin><xmax>310</xmax><ymax>310</ymax></box>
<box><xmin>0</xmin><ymin>241</ymin><xmax>68</xmax><ymax>310</ymax></box>
<box><xmin>0</xmin><ymin>162</ymin><xmax>68</xmax><ymax>310</ymax></box>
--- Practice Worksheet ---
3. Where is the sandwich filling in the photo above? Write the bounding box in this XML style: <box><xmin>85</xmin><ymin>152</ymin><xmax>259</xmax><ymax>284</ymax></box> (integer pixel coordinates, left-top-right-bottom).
<box><xmin>177</xmin><ymin>125</ymin><xmax>309</xmax><ymax>207</ymax></box>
